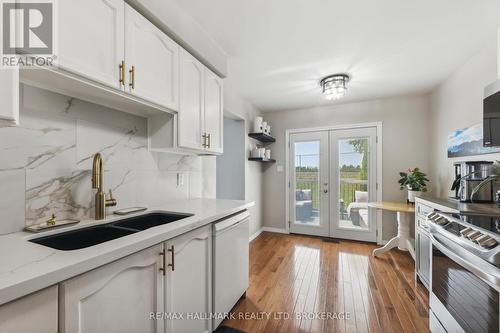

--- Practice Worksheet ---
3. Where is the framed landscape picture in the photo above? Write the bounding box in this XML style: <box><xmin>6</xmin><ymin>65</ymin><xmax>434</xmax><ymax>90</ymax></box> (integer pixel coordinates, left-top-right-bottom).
<box><xmin>448</xmin><ymin>123</ymin><xmax>500</xmax><ymax>158</ymax></box>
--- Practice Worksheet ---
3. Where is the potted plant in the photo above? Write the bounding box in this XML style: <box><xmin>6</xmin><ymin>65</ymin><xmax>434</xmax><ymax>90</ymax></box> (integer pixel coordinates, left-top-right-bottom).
<box><xmin>398</xmin><ymin>168</ymin><xmax>429</xmax><ymax>203</ymax></box>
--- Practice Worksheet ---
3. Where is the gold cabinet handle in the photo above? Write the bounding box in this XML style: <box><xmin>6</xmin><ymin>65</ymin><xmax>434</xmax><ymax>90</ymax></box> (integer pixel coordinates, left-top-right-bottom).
<box><xmin>202</xmin><ymin>133</ymin><xmax>207</xmax><ymax>148</ymax></box>
<box><xmin>159</xmin><ymin>249</ymin><xmax>166</xmax><ymax>275</ymax></box>
<box><xmin>167</xmin><ymin>245</ymin><xmax>175</xmax><ymax>271</ymax></box>
<box><xmin>119</xmin><ymin>60</ymin><xmax>125</xmax><ymax>87</ymax></box>
<box><xmin>129</xmin><ymin>66</ymin><xmax>135</xmax><ymax>89</ymax></box>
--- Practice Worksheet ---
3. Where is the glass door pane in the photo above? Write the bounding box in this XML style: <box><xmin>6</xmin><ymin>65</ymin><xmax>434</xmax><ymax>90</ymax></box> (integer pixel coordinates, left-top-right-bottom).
<box><xmin>329</xmin><ymin>127</ymin><xmax>377</xmax><ymax>242</ymax></box>
<box><xmin>294</xmin><ymin>141</ymin><xmax>320</xmax><ymax>226</ymax></box>
<box><xmin>289</xmin><ymin>131</ymin><xmax>329</xmax><ymax>237</ymax></box>
<box><xmin>337</xmin><ymin>138</ymin><xmax>369</xmax><ymax>231</ymax></box>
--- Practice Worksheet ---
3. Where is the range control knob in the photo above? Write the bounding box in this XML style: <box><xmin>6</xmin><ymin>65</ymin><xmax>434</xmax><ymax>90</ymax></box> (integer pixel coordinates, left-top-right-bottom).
<box><xmin>480</xmin><ymin>237</ymin><xmax>498</xmax><ymax>249</ymax></box>
<box><xmin>467</xmin><ymin>231</ymin><xmax>482</xmax><ymax>240</ymax></box>
<box><xmin>474</xmin><ymin>234</ymin><xmax>490</xmax><ymax>244</ymax></box>
<box><xmin>434</xmin><ymin>216</ymin><xmax>449</xmax><ymax>225</ymax></box>
<box><xmin>460</xmin><ymin>227</ymin><xmax>474</xmax><ymax>237</ymax></box>
<box><xmin>427</xmin><ymin>212</ymin><xmax>438</xmax><ymax>220</ymax></box>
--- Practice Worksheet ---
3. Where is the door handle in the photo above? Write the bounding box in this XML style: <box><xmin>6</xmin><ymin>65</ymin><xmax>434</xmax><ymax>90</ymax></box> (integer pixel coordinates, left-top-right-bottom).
<box><xmin>202</xmin><ymin>133</ymin><xmax>207</xmax><ymax>148</ymax></box>
<box><xmin>129</xmin><ymin>66</ymin><xmax>135</xmax><ymax>89</ymax></box>
<box><xmin>323</xmin><ymin>189</ymin><xmax>328</xmax><ymax>194</ymax></box>
<box><xmin>119</xmin><ymin>60</ymin><xmax>125</xmax><ymax>87</ymax></box>
<box><xmin>159</xmin><ymin>249</ymin><xmax>166</xmax><ymax>276</ymax></box>
<box><xmin>167</xmin><ymin>245</ymin><xmax>175</xmax><ymax>271</ymax></box>
<box><xmin>207</xmin><ymin>133</ymin><xmax>211</xmax><ymax>149</ymax></box>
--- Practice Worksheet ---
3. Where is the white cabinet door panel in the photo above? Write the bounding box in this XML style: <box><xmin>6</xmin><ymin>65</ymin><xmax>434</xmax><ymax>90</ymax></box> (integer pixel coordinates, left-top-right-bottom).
<box><xmin>178</xmin><ymin>49</ymin><xmax>204</xmax><ymax>151</ymax></box>
<box><xmin>0</xmin><ymin>69</ymin><xmax>19</xmax><ymax>127</ymax></box>
<box><xmin>60</xmin><ymin>245</ymin><xmax>164</xmax><ymax>333</ymax></box>
<box><xmin>0</xmin><ymin>286</ymin><xmax>58</xmax><ymax>333</ymax></box>
<box><xmin>165</xmin><ymin>225</ymin><xmax>212</xmax><ymax>333</ymax></box>
<box><xmin>203</xmin><ymin>69</ymin><xmax>223</xmax><ymax>154</ymax></box>
<box><xmin>125</xmin><ymin>5</ymin><xmax>179</xmax><ymax>110</ymax></box>
<box><xmin>58</xmin><ymin>0</ymin><xmax>124</xmax><ymax>89</ymax></box>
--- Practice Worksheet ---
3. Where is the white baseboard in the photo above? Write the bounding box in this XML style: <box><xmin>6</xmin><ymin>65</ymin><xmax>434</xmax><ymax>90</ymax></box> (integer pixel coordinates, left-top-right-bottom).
<box><xmin>249</xmin><ymin>228</ymin><xmax>263</xmax><ymax>242</ymax></box>
<box><xmin>262</xmin><ymin>227</ymin><xmax>288</xmax><ymax>234</ymax></box>
<box><xmin>249</xmin><ymin>227</ymin><xmax>289</xmax><ymax>242</ymax></box>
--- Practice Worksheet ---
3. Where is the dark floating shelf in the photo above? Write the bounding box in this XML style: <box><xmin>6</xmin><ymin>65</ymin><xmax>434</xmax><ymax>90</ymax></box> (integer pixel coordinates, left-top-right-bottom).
<box><xmin>248</xmin><ymin>132</ymin><xmax>276</xmax><ymax>143</ymax></box>
<box><xmin>248</xmin><ymin>157</ymin><xmax>276</xmax><ymax>163</ymax></box>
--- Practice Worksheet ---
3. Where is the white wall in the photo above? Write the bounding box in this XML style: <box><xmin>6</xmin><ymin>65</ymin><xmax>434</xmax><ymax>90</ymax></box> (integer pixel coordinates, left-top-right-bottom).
<box><xmin>216</xmin><ymin>117</ymin><xmax>245</xmax><ymax>200</ymax></box>
<box><xmin>429</xmin><ymin>32</ymin><xmax>500</xmax><ymax>198</ymax></box>
<box><xmin>223</xmin><ymin>66</ymin><xmax>264</xmax><ymax>236</ymax></box>
<box><xmin>261</xmin><ymin>94</ymin><xmax>431</xmax><ymax>241</ymax></box>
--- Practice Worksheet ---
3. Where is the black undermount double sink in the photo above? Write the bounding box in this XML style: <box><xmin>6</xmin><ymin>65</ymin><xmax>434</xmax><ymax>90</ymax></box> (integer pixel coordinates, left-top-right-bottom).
<box><xmin>29</xmin><ymin>212</ymin><xmax>193</xmax><ymax>251</ymax></box>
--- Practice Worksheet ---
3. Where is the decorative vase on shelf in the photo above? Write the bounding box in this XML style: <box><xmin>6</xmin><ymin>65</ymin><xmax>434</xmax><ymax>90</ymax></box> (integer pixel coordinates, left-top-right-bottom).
<box><xmin>254</xmin><ymin>117</ymin><xmax>263</xmax><ymax>133</ymax></box>
<box><xmin>407</xmin><ymin>190</ymin><xmax>422</xmax><ymax>203</ymax></box>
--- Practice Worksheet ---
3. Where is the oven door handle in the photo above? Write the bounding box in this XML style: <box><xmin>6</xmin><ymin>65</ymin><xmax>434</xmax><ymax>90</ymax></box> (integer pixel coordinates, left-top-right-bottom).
<box><xmin>430</xmin><ymin>234</ymin><xmax>500</xmax><ymax>288</ymax></box>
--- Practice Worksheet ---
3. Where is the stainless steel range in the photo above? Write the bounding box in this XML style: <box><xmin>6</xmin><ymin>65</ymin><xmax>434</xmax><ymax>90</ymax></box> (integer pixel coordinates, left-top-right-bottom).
<box><xmin>427</xmin><ymin>211</ymin><xmax>500</xmax><ymax>333</ymax></box>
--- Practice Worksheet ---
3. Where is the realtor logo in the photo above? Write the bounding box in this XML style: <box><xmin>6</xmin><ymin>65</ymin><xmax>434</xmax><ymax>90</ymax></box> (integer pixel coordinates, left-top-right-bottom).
<box><xmin>2</xmin><ymin>1</ymin><xmax>53</xmax><ymax>55</ymax></box>
<box><xmin>0</xmin><ymin>0</ymin><xmax>56</xmax><ymax>68</ymax></box>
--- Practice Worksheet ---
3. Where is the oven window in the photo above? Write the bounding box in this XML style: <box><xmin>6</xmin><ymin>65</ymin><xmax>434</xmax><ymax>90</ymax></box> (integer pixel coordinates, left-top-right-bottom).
<box><xmin>432</xmin><ymin>245</ymin><xmax>499</xmax><ymax>333</ymax></box>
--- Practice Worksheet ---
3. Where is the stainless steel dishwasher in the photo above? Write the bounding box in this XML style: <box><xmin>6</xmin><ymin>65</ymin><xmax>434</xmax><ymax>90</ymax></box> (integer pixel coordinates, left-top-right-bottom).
<box><xmin>212</xmin><ymin>210</ymin><xmax>250</xmax><ymax>328</ymax></box>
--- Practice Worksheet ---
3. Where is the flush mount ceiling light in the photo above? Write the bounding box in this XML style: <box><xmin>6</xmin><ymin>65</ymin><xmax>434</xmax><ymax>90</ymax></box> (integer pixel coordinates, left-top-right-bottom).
<box><xmin>320</xmin><ymin>74</ymin><xmax>350</xmax><ymax>100</ymax></box>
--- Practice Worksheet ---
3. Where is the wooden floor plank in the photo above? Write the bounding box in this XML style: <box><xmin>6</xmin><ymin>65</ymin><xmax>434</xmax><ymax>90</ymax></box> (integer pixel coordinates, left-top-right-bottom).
<box><xmin>223</xmin><ymin>233</ymin><xmax>430</xmax><ymax>333</ymax></box>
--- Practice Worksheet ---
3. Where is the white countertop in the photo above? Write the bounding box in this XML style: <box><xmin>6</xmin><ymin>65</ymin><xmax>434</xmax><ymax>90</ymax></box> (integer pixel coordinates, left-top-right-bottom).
<box><xmin>0</xmin><ymin>198</ymin><xmax>254</xmax><ymax>305</ymax></box>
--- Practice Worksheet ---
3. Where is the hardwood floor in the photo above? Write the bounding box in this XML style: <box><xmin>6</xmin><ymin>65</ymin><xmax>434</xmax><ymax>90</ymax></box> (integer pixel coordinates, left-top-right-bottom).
<box><xmin>223</xmin><ymin>232</ymin><xmax>429</xmax><ymax>333</ymax></box>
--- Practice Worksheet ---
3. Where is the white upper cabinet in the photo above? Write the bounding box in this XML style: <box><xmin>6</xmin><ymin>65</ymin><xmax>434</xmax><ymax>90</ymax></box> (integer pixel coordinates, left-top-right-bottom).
<box><xmin>57</xmin><ymin>0</ymin><xmax>125</xmax><ymax>89</ymax></box>
<box><xmin>165</xmin><ymin>225</ymin><xmax>212</xmax><ymax>333</ymax></box>
<box><xmin>125</xmin><ymin>5</ymin><xmax>180</xmax><ymax>111</ymax></box>
<box><xmin>203</xmin><ymin>69</ymin><xmax>223</xmax><ymax>154</ymax></box>
<box><xmin>178</xmin><ymin>50</ymin><xmax>224</xmax><ymax>154</ymax></box>
<box><xmin>0</xmin><ymin>69</ymin><xmax>19</xmax><ymax>127</ymax></box>
<box><xmin>59</xmin><ymin>245</ymin><xmax>164</xmax><ymax>333</ymax></box>
<box><xmin>178</xmin><ymin>49</ymin><xmax>205</xmax><ymax>151</ymax></box>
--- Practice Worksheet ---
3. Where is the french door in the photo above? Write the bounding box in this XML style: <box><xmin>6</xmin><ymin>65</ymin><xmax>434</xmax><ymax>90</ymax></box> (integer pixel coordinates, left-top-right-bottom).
<box><xmin>289</xmin><ymin>127</ymin><xmax>378</xmax><ymax>242</ymax></box>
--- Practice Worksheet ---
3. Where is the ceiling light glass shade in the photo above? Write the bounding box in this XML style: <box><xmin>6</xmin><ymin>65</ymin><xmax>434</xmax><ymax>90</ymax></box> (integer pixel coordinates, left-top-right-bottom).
<box><xmin>320</xmin><ymin>74</ymin><xmax>350</xmax><ymax>100</ymax></box>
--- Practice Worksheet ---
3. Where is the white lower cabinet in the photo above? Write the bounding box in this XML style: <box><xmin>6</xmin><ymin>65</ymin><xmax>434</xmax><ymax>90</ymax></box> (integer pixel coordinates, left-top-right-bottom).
<box><xmin>0</xmin><ymin>285</ymin><xmax>58</xmax><ymax>333</ymax></box>
<box><xmin>59</xmin><ymin>245</ymin><xmax>164</xmax><ymax>333</ymax></box>
<box><xmin>416</xmin><ymin>228</ymin><xmax>431</xmax><ymax>288</ymax></box>
<box><xmin>1</xmin><ymin>226</ymin><xmax>217</xmax><ymax>332</ymax></box>
<box><xmin>164</xmin><ymin>225</ymin><xmax>212</xmax><ymax>333</ymax></box>
<box><xmin>57</xmin><ymin>227</ymin><xmax>212</xmax><ymax>333</ymax></box>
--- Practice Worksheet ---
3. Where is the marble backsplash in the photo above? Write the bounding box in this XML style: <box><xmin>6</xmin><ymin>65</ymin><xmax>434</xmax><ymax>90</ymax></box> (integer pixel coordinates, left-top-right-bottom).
<box><xmin>0</xmin><ymin>85</ymin><xmax>214</xmax><ymax>235</ymax></box>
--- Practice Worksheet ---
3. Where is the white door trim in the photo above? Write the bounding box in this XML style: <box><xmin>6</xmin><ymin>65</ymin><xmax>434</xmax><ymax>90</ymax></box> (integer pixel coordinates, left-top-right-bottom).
<box><xmin>285</xmin><ymin>122</ymin><xmax>383</xmax><ymax>244</ymax></box>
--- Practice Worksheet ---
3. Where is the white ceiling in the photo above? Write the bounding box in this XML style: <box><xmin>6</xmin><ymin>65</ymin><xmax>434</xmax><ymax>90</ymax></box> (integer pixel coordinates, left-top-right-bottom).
<box><xmin>172</xmin><ymin>0</ymin><xmax>500</xmax><ymax>112</ymax></box>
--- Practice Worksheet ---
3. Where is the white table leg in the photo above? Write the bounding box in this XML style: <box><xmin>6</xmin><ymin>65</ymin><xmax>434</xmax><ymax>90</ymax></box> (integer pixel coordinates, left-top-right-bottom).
<box><xmin>373</xmin><ymin>211</ymin><xmax>414</xmax><ymax>258</ymax></box>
